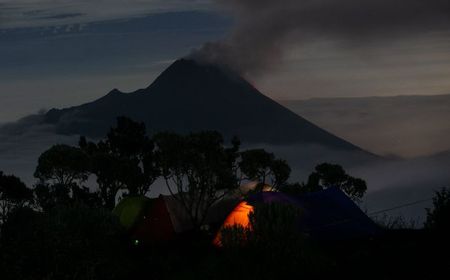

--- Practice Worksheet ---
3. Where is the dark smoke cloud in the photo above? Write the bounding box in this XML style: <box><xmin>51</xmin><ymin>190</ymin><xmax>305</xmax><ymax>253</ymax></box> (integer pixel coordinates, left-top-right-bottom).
<box><xmin>191</xmin><ymin>0</ymin><xmax>450</xmax><ymax>75</ymax></box>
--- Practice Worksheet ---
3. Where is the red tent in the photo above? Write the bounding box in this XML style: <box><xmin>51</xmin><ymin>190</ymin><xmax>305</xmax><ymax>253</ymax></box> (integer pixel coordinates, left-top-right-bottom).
<box><xmin>114</xmin><ymin>196</ymin><xmax>175</xmax><ymax>245</ymax></box>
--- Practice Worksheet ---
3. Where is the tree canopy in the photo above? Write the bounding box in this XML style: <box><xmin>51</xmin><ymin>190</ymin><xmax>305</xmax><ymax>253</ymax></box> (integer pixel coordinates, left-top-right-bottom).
<box><xmin>281</xmin><ymin>163</ymin><xmax>367</xmax><ymax>201</ymax></box>
<box><xmin>154</xmin><ymin>131</ymin><xmax>241</xmax><ymax>229</ymax></box>
<box><xmin>0</xmin><ymin>171</ymin><xmax>33</xmax><ymax>224</ymax></box>
<box><xmin>425</xmin><ymin>187</ymin><xmax>450</xmax><ymax>232</ymax></box>
<box><xmin>34</xmin><ymin>144</ymin><xmax>90</xmax><ymax>187</ymax></box>
<box><xmin>79</xmin><ymin>117</ymin><xmax>159</xmax><ymax>209</ymax></box>
<box><xmin>33</xmin><ymin>144</ymin><xmax>100</xmax><ymax>210</ymax></box>
<box><xmin>239</xmin><ymin>149</ymin><xmax>291</xmax><ymax>190</ymax></box>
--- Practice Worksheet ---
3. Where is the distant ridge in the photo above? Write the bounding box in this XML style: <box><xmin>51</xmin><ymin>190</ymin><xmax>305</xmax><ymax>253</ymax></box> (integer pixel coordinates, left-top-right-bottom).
<box><xmin>44</xmin><ymin>59</ymin><xmax>364</xmax><ymax>151</ymax></box>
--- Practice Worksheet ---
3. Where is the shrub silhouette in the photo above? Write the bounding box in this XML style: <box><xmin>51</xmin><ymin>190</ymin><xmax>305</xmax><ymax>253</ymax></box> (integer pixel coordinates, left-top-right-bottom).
<box><xmin>221</xmin><ymin>202</ymin><xmax>301</xmax><ymax>250</ymax></box>
<box><xmin>425</xmin><ymin>187</ymin><xmax>450</xmax><ymax>232</ymax></box>
<box><xmin>0</xmin><ymin>171</ymin><xmax>33</xmax><ymax>224</ymax></box>
<box><xmin>0</xmin><ymin>204</ymin><xmax>132</xmax><ymax>280</ymax></box>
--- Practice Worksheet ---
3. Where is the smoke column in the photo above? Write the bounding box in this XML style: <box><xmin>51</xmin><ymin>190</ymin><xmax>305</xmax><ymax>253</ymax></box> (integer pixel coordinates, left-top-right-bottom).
<box><xmin>190</xmin><ymin>0</ymin><xmax>450</xmax><ymax>76</ymax></box>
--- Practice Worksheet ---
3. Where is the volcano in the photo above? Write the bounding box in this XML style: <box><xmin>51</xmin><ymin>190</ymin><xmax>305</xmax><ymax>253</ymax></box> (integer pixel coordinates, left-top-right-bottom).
<box><xmin>44</xmin><ymin>59</ymin><xmax>361</xmax><ymax>151</ymax></box>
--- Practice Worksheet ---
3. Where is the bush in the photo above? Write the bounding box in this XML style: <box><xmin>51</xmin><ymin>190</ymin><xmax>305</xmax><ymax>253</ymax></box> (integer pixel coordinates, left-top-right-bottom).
<box><xmin>0</xmin><ymin>205</ymin><xmax>133</xmax><ymax>280</ymax></box>
<box><xmin>373</xmin><ymin>214</ymin><xmax>417</xmax><ymax>230</ymax></box>
<box><xmin>425</xmin><ymin>187</ymin><xmax>450</xmax><ymax>232</ymax></box>
<box><xmin>219</xmin><ymin>202</ymin><xmax>332</xmax><ymax>278</ymax></box>
<box><xmin>220</xmin><ymin>202</ymin><xmax>301</xmax><ymax>248</ymax></box>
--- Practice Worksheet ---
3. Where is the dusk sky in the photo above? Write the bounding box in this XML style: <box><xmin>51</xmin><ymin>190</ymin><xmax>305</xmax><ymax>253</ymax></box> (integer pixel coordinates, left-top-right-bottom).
<box><xmin>2</xmin><ymin>0</ymin><xmax>450</xmax><ymax>122</ymax></box>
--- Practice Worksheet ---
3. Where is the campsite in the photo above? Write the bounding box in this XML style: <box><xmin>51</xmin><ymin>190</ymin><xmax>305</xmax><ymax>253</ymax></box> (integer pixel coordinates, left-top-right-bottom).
<box><xmin>2</xmin><ymin>3</ymin><xmax>450</xmax><ymax>278</ymax></box>
<box><xmin>1</xmin><ymin>118</ymin><xmax>449</xmax><ymax>280</ymax></box>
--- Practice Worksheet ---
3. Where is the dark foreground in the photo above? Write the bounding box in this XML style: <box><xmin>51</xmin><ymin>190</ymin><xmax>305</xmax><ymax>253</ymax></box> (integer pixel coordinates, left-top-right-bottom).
<box><xmin>1</xmin><ymin>205</ymin><xmax>449</xmax><ymax>280</ymax></box>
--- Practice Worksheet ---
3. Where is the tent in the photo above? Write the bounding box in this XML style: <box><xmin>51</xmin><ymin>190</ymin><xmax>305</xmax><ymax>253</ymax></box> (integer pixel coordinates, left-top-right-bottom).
<box><xmin>113</xmin><ymin>196</ymin><xmax>176</xmax><ymax>245</ymax></box>
<box><xmin>113</xmin><ymin>194</ymin><xmax>239</xmax><ymax>244</ymax></box>
<box><xmin>252</xmin><ymin>188</ymin><xmax>381</xmax><ymax>240</ymax></box>
<box><xmin>213</xmin><ymin>201</ymin><xmax>254</xmax><ymax>246</ymax></box>
<box><xmin>214</xmin><ymin>187</ymin><xmax>381</xmax><ymax>245</ymax></box>
<box><xmin>162</xmin><ymin>194</ymin><xmax>239</xmax><ymax>233</ymax></box>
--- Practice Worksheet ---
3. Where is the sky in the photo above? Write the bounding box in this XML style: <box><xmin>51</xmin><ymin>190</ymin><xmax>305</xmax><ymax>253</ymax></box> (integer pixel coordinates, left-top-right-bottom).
<box><xmin>2</xmin><ymin>0</ymin><xmax>450</xmax><ymax>122</ymax></box>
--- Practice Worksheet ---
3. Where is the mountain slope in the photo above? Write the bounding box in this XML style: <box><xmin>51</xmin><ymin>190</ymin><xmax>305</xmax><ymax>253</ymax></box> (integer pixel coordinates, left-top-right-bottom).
<box><xmin>44</xmin><ymin>59</ymin><xmax>362</xmax><ymax>151</ymax></box>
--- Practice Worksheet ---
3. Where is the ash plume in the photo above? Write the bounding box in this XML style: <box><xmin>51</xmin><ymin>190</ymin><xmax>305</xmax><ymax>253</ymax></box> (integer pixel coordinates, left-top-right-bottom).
<box><xmin>190</xmin><ymin>0</ymin><xmax>450</xmax><ymax>76</ymax></box>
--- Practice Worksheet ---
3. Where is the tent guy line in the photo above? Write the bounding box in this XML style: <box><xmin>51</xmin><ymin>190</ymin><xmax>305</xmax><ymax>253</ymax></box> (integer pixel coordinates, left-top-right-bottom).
<box><xmin>368</xmin><ymin>198</ymin><xmax>434</xmax><ymax>217</ymax></box>
<box><xmin>294</xmin><ymin>197</ymin><xmax>434</xmax><ymax>233</ymax></box>
<box><xmin>315</xmin><ymin>198</ymin><xmax>434</xmax><ymax>230</ymax></box>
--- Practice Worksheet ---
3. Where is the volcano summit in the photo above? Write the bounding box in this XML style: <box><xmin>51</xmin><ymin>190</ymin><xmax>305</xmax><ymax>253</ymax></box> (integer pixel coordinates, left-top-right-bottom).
<box><xmin>44</xmin><ymin>59</ymin><xmax>362</xmax><ymax>151</ymax></box>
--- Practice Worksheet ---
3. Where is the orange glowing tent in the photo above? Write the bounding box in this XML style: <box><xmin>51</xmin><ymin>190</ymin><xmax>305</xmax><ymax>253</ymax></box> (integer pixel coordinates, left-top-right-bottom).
<box><xmin>213</xmin><ymin>201</ymin><xmax>254</xmax><ymax>246</ymax></box>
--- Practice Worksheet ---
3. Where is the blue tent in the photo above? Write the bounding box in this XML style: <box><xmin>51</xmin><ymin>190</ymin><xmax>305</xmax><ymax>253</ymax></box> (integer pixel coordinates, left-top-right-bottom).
<box><xmin>247</xmin><ymin>188</ymin><xmax>381</xmax><ymax>240</ymax></box>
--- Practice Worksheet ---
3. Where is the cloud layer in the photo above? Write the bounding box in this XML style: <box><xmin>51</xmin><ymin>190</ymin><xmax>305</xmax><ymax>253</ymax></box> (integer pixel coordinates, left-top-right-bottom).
<box><xmin>0</xmin><ymin>0</ymin><xmax>212</xmax><ymax>29</ymax></box>
<box><xmin>281</xmin><ymin>95</ymin><xmax>450</xmax><ymax>158</ymax></box>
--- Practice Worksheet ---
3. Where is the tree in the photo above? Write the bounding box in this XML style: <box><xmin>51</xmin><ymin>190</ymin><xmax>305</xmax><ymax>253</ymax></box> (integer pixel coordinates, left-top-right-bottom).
<box><xmin>33</xmin><ymin>183</ymin><xmax>70</xmax><ymax>211</ymax></box>
<box><xmin>33</xmin><ymin>145</ymin><xmax>100</xmax><ymax>210</ymax></box>
<box><xmin>104</xmin><ymin>116</ymin><xmax>159</xmax><ymax>195</ymax></box>
<box><xmin>269</xmin><ymin>159</ymin><xmax>291</xmax><ymax>189</ymax></box>
<box><xmin>0</xmin><ymin>171</ymin><xmax>33</xmax><ymax>224</ymax></box>
<box><xmin>239</xmin><ymin>149</ymin><xmax>291</xmax><ymax>190</ymax></box>
<box><xmin>34</xmin><ymin>144</ymin><xmax>90</xmax><ymax>187</ymax></box>
<box><xmin>154</xmin><ymin>131</ymin><xmax>240</xmax><ymax>230</ymax></box>
<box><xmin>283</xmin><ymin>163</ymin><xmax>367</xmax><ymax>201</ymax></box>
<box><xmin>425</xmin><ymin>187</ymin><xmax>450</xmax><ymax>232</ymax></box>
<box><xmin>79</xmin><ymin>117</ymin><xmax>159</xmax><ymax>209</ymax></box>
<box><xmin>33</xmin><ymin>182</ymin><xmax>101</xmax><ymax>211</ymax></box>
<box><xmin>80</xmin><ymin>141</ymin><xmax>136</xmax><ymax>209</ymax></box>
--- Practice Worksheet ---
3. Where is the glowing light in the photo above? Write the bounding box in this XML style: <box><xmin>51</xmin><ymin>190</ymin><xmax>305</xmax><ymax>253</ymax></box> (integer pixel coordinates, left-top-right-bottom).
<box><xmin>213</xmin><ymin>201</ymin><xmax>254</xmax><ymax>246</ymax></box>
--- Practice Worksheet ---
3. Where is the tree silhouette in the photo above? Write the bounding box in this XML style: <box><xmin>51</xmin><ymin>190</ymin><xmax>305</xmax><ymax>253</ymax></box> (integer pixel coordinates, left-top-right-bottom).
<box><xmin>33</xmin><ymin>182</ymin><xmax>101</xmax><ymax>211</ymax></box>
<box><xmin>154</xmin><ymin>131</ymin><xmax>240</xmax><ymax>230</ymax></box>
<box><xmin>239</xmin><ymin>149</ymin><xmax>291</xmax><ymax>190</ymax></box>
<box><xmin>305</xmin><ymin>163</ymin><xmax>367</xmax><ymax>201</ymax></box>
<box><xmin>105</xmin><ymin>116</ymin><xmax>159</xmax><ymax>195</ymax></box>
<box><xmin>281</xmin><ymin>163</ymin><xmax>367</xmax><ymax>201</ymax></box>
<box><xmin>34</xmin><ymin>144</ymin><xmax>90</xmax><ymax>187</ymax></box>
<box><xmin>425</xmin><ymin>187</ymin><xmax>450</xmax><ymax>232</ymax></box>
<box><xmin>0</xmin><ymin>171</ymin><xmax>33</xmax><ymax>224</ymax></box>
<box><xmin>33</xmin><ymin>145</ymin><xmax>98</xmax><ymax>209</ymax></box>
<box><xmin>34</xmin><ymin>182</ymin><xmax>67</xmax><ymax>210</ymax></box>
<box><xmin>79</xmin><ymin>117</ymin><xmax>158</xmax><ymax>208</ymax></box>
